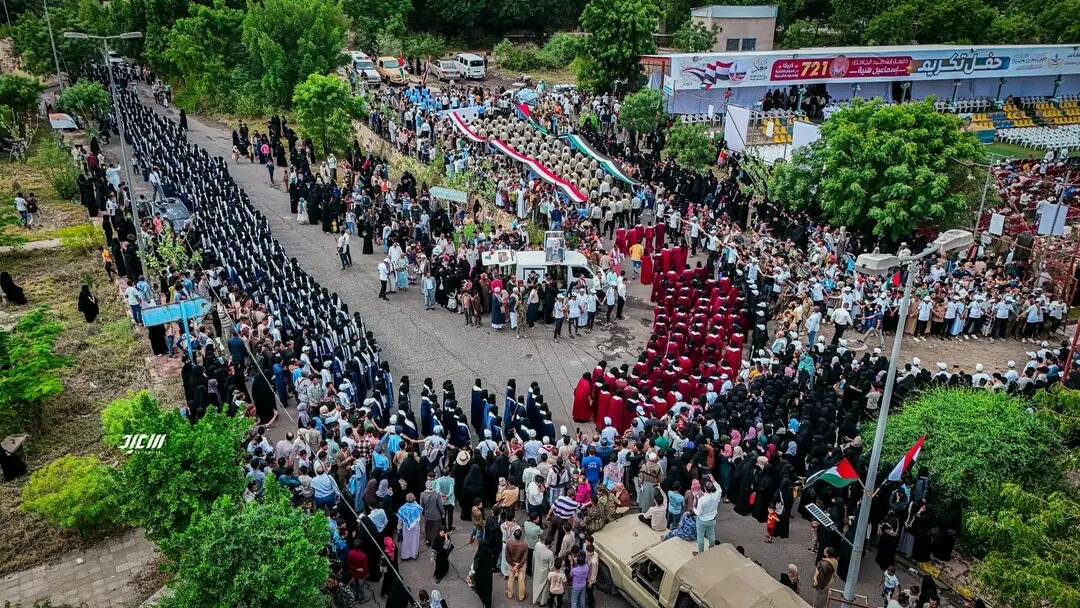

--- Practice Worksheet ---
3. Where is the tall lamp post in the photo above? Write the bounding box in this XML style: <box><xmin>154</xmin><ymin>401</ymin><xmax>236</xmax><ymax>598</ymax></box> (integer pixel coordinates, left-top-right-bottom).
<box><xmin>42</xmin><ymin>0</ymin><xmax>65</xmax><ymax>91</ymax></box>
<box><xmin>842</xmin><ymin>229</ymin><xmax>974</xmax><ymax>607</ymax></box>
<box><xmin>63</xmin><ymin>30</ymin><xmax>145</xmax><ymax>251</ymax></box>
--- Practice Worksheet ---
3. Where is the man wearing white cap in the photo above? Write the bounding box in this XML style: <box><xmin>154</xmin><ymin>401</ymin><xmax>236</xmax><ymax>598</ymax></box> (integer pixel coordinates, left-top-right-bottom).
<box><xmin>971</xmin><ymin>364</ymin><xmax>991</xmax><ymax>387</ymax></box>
<box><xmin>934</xmin><ymin>362</ymin><xmax>951</xmax><ymax>382</ymax></box>
<box><xmin>1005</xmin><ymin>361</ymin><xmax>1019</xmax><ymax>383</ymax></box>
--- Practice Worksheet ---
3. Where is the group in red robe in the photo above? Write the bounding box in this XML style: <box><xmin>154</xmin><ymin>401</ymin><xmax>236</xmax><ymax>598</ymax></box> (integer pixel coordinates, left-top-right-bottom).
<box><xmin>572</xmin><ymin>373</ymin><xmax>593</xmax><ymax>422</ymax></box>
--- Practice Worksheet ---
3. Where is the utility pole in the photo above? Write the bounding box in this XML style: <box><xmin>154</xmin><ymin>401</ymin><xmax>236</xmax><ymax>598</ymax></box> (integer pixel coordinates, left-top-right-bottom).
<box><xmin>42</xmin><ymin>0</ymin><xmax>65</xmax><ymax>92</ymax></box>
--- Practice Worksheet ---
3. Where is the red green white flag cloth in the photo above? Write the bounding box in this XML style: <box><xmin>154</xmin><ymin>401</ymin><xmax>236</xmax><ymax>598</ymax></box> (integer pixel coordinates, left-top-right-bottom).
<box><xmin>887</xmin><ymin>435</ymin><xmax>927</xmax><ymax>482</ymax></box>
<box><xmin>806</xmin><ymin>457</ymin><xmax>860</xmax><ymax>488</ymax></box>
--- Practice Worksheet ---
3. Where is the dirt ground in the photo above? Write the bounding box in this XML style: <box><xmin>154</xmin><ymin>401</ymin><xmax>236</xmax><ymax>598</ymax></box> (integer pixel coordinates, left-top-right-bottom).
<box><xmin>0</xmin><ymin>191</ymin><xmax>182</xmax><ymax>578</ymax></box>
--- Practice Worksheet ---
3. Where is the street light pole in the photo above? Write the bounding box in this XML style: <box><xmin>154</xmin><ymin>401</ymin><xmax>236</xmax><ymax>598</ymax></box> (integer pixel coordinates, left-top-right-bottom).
<box><xmin>841</xmin><ymin>257</ymin><xmax>917</xmax><ymax>607</ymax></box>
<box><xmin>842</xmin><ymin>230</ymin><xmax>973</xmax><ymax>606</ymax></box>
<box><xmin>64</xmin><ymin>30</ymin><xmax>145</xmax><ymax>251</ymax></box>
<box><xmin>42</xmin><ymin>0</ymin><xmax>65</xmax><ymax>91</ymax></box>
<box><xmin>101</xmin><ymin>38</ymin><xmax>144</xmax><ymax>251</ymax></box>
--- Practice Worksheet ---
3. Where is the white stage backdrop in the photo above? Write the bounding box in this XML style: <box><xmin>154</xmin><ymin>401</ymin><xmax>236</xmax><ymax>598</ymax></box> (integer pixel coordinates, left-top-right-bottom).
<box><xmin>791</xmin><ymin>121</ymin><xmax>822</xmax><ymax>152</ymax></box>
<box><xmin>724</xmin><ymin>105</ymin><xmax>751</xmax><ymax>152</ymax></box>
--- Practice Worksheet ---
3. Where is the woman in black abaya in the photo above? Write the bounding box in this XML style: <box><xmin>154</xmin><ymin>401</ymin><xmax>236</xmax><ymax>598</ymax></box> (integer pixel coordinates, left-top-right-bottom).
<box><xmin>1</xmin><ymin>272</ymin><xmax>27</xmax><ymax>305</ymax></box>
<box><xmin>148</xmin><ymin>324</ymin><xmax>169</xmax><ymax>355</ymax></box>
<box><xmin>361</xmin><ymin>219</ymin><xmax>374</xmax><ymax>255</ymax></box>
<box><xmin>876</xmin><ymin>511</ymin><xmax>901</xmax><ymax>570</ymax></box>
<box><xmin>77</xmin><ymin>286</ymin><xmax>99</xmax><ymax>323</ymax></box>
<box><xmin>774</xmin><ymin>476</ymin><xmax>795</xmax><ymax>539</ymax></box>
<box><xmin>908</xmin><ymin>500</ymin><xmax>935</xmax><ymax>562</ymax></box>
<box><xmin>251</xmin><ymin>374</ymin><xmax>277</xmax><ymax>426</ymax></box>
<box><xmin>471</xmin><ymin>542</ymin><xmax>494</xmax><ymax>608</ymax></box>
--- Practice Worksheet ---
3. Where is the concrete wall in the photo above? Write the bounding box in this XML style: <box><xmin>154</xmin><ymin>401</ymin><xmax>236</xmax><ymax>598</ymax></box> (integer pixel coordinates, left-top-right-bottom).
<box><xmin>691</xmin><ymin>16</ymin><xmax>776</xmax><ymax>52</ymax></box>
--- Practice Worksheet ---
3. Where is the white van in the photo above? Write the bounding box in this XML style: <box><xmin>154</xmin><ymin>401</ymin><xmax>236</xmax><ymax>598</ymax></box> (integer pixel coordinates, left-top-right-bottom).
<box><xmin>455</xmin><ymin>53</ymin><xmax>487</xmax><ymax>80</ymax></box>
<box><xmin>485</xmin><ymin>250</ymin><xmax>604</xmax><ymax>292</ymax></box>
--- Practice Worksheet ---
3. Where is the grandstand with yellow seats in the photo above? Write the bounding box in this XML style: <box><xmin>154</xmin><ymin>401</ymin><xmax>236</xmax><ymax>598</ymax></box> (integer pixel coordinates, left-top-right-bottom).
<box><xmin>1033</xmin><ymin>100</ymin><xmax>1080</xmax><ymax>125</ymax></box>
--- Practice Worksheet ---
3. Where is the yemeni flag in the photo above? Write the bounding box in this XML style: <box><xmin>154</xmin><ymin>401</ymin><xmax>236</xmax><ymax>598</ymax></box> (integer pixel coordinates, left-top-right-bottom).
<box><xmin>805</xmin><ymin>458</ymin><xmax>861</xmax><ymax>488</ymax></box>
<box><xmin>887</xmin><ymin>435</ymin><xmax>927</xmax><ymax>482</ymax></box>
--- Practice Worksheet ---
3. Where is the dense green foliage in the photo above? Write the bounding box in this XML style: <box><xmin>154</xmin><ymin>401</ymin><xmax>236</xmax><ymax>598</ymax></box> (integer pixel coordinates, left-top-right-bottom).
<box><xmin>115</xmin><ymin>399</ymin><xmax>249</xmax><ymax>549</ymax></box>
<box><xmin>240</xmin><ymin>0</ymin><xmax>348</xmax><ymax>109</ymax></box>
<box><xmin>671</xmin><ymin>20</ymin><xmax>715</xmax><ymax>53</ymax></box>
<box><xmin>100</xmin><ymin>391</ymin><xmax>163</xmax><ymax>447</ymax></box>
<box><xmin>963</xmin><ymin>484</ymin><xmax>1080</xmax><ymax>608</ymax></box>
<box><xmin>1032</xmin><ymin>385</ymin><xmax>1080</xmax><ymax>447</ymax></box>
<box><xmin>160</xmin><ymin>487</ymin><xmax>331</xmax><ymax>608</ymax></box>
<box><xmin>29</xmin><ymin>134</ymin><xmax>83</xmax><ymax>200</ymax></box>
<box><xmin>618</xmin><ymin>88</ymin><xmax>666</xmax><ymax>136</ymax></box>
<box><xmin>492</xmin><ymin>34</ymin><xmax>585</xmax><ymax>74</ymax></box>
<box><xmin>662</xmin><ymin>123</ymin><xmax>716</xmax><ymax>172</ymax></box>
<box><xmin>0</xmin><ymin>307</ymin><xmax>69</xmax><ymax>435</ymax></box>
<box><xmin>869</xmin><ymin>388</ymin><xmax>1064</xmax><ymax>509</ymax></box>
<box><xmin>0</xmin><ymin>74</ymin><xmax>46</xmax><ymax>139</ymax></box>
<box><xmin>768</xmin><ymin>98</ymin><xmax>986</xmax><ymax>240</ymax></box>
<box><xmin>56</xmin><ymin>81</ymin><xmax>111</xmax><ymax>137</ymax></box>
<box><xmin>866</xmin><ymin>387</ymin><xmax>1079</xmax><ymax>607</ymax></box>
<box><xmin>20</xmin><ymin>455</ymin><xmax>120</xmax><ymax>533</ymax></box>
<box><xmin>292</xmin><ymin>73</ymin><xmax>369</xmax><ymax>156</ymax></box>
<box><xmin>578</xmin><ymin>0</ymin><xmax>658</xmax><ymax>92</ymax></box>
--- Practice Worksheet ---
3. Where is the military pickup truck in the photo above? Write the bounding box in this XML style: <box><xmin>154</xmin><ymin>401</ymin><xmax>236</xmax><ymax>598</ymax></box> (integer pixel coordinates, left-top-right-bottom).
<box><xmin>592</xmin><ymin>516</ymin><xmax>812</xmax><ymax>608</ymax></box>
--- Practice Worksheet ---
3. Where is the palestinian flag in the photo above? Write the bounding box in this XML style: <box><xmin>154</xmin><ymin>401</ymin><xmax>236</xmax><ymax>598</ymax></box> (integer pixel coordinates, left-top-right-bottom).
<box><xmin>887</xmin><ymin>435</ymin><xmax>926</xmax><ymax>482</ymax></box>
<box><xmin>805</xmin><ymin>458</ymin><xmax>860</xmax><ymax>488</ymax></box>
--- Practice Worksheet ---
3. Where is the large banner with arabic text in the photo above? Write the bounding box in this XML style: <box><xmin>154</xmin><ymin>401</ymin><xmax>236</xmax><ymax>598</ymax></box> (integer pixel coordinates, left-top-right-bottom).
<box><xmin>666</xmin><ymin>45</ymin><xmax>1080</xmax><ymax>91</ymax></box>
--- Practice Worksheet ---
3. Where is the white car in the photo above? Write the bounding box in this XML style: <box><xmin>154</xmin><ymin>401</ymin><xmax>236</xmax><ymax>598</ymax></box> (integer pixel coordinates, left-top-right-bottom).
<box><xmin>431</xmin><ymin>59</ymin><xmax>461</xmax><ymax>81</ymax></box>
<box><xmin>350</xmin><ymin>52</ymin><xmax>381</xmax><ymax>86</ymax></box>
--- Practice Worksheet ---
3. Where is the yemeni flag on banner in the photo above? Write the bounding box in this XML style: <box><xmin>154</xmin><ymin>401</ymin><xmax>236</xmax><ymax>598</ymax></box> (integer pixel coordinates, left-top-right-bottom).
<box><xmin>805</xmin><ymin>458</ymin><xmax>861</xmax><ymax>488</ymax></box>
<box><xmin>887</xmin><ymin>435</ymin><xmax>927</xmax><ymax>481</ymax></box>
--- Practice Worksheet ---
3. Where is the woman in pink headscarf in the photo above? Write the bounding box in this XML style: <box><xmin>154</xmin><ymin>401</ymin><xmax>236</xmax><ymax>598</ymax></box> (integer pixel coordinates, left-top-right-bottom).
<box><xmin>729</xmin><ymin>430</ymin><xmax>742</xmax><ymax>448</ymax></box>
<box><xmin>684</xmin><ymin>479</ymin><xmax>705</xmax><ymax>514</ymax></box>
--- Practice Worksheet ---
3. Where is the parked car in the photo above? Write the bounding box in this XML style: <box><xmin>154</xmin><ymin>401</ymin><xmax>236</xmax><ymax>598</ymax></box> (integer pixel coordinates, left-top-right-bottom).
<box><xmin>350</xmin><ymin>51</ymin><xmax>381</xmax><ymax>85</ymax></box>
<box><xmin>431</xmin><ymin>59</ymin><xmax>461</xmax><ymax>81</ymax></box>
<box><xmin>592</xmin><ymin>517</ymin><xmax>812</xmax><ymax>608</ymax></box>
<box><xmin>376</xmin><ymin>56</ymin><xmax>407</xmax><ymax>85</ymax></box>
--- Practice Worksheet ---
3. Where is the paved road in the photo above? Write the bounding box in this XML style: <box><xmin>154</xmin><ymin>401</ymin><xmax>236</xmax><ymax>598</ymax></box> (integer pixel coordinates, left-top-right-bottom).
<box><xmin>125</xmin><ymin>93</ymin><xmax>935</xmax><ymax>608</ymax></box>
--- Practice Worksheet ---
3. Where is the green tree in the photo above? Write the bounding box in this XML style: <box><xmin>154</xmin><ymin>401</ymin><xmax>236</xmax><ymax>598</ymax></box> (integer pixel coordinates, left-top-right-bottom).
<box><xmin>579</xmin><ymin>0</ymin><xmax>659</xmax><ymax>92</ymax></box>
<box><xmin>292</xmin><ymin>73</ymin><xmax>368</xmax><ymax>157</ymax></box>
<box><xmin>864</xmin><ymin>0</ymin><xmax>996</xmax><ymax>44</ymax></box>
<box><xmin>963</xmin><ymin>484</ymin><xmax>1080</xmax><ymax>608</ymax></box>
<box><xmin>537</xmin><ymin>33</ymin><xmax>584</xmax><ymax>67</ymax></box>
<box><xmin>768</xmin><ymin>98</ymin><xmax>986</xmax><ymax>240</ymax></box>
<box><xmin>778</xmin><ymin>18</ymin><xmax>837</xmax><ymax>49</ymax></box>
<box><xmin>662</xmin><ymin>123</ymin><xmax>716</xmax><ymax>172</ymax></box>
<box><xmin>402</xmin><ymin>32</ymin><xmax>446</xmax><ymax>61</ymax></box>
<box><xmin>160</xmin><ymin>487</ymin><xmax>330</xmax><ymax>608</ymax></box>
<box><xmin>1035</xmin><ymin>0</ymin><xmax>1080</xmax><ymax>44</ymax></box>
<box><xmin>671</xmin><ymin>20</ymin><xmax>715</xmax><ymax>53</ymax></box>
<box><xmin>57</xmin><ymin>80</ymin><xmax>111</xmax><ymax>137</ymax></box>
<box><xmin>343</xmin><ymin>0</ymin><xmax>411</xmax><ymax>50</ymax></box>
<box><xmin>101</xmin><ymin>391</ymin><xmax>163</xmax><ymax>448</ymax></box>
<box><xmin>0</xmin><ymin>306</ymin><xmax>69</xmax><ymax>435</ymax></box>
<box><xmin>118</xmin><ymin>406</ymin><xmax>249</xmax><ymax>548</ymax></box>
<box><xmin>618</xmin><ymin>88</ymin><xmax>666</xmax><ymax>142</ymax></box>
<box><xmin>0</xmin><ymin>74</ymin><xmax>46</xmax><ymax>138</ymax></box>
<box><xmin>11</xmin><ymin>0</ymin><xmax>102</xmax><ymax>78</ymax></box>
<box><xmin>29</xmin><ymin>134</ymin><xmax>82</xmax><ymax>199</ymax></box>
<box><xmin>986</xmin><ymin>11</ymin><xmax>1042</xmax><ymax>44</ymax></box>
<box><xmin>241</xmin><ymin>0</ymin><xmax>348</xmax><ymax>109</ymax></box>
<box><xmin>147</xmin><ymin>1</ymin><xmax>249</xmax><ymax>113</ymax></box>
<box><xmin>21</xmin><ymin>455</ymin><xmax>120</xmax><ymax>533</ymax></box>
<box><xmin>867</xmin><ymin>388</ymin><xmax>1064</xmax><ymax>509</ymax></box>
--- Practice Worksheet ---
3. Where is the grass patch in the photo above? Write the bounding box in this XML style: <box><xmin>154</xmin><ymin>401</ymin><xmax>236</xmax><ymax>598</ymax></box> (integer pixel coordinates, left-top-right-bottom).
<box><xmin>0</xmin><ymin>157</ymin><xmax>88</xmax><ymax>246</ymax></box>
<box><xmin>985</xmin><ymin>141</ymin><xmax>1045</xmax><ymax>160</ymax></box>
<box><xmin>0</xmin><ymin>246</ymin><xmax>180</xmax><ymax>576</ymax></box>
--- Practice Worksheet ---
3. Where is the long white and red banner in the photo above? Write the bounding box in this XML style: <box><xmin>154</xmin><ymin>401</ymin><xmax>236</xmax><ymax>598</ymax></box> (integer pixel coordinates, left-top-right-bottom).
<box><xmin>447</xmin><ymin>112</ymin><xmax>587</xmax><ymax>203</ymax></box>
